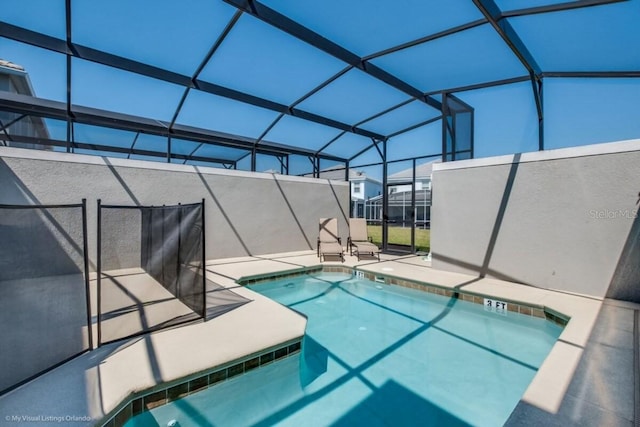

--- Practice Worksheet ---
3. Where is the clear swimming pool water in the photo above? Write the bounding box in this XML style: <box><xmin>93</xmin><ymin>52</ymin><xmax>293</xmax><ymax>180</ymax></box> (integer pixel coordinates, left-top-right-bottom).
<box><xmin>126</xmin><ymin>273</ymin><xmax>562</xmax><ymax>427</ymax></box>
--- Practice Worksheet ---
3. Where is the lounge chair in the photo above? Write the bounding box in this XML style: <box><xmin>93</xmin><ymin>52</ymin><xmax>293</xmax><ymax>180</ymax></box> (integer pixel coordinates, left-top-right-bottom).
<box><xmin>347</xmin><ymin>218</ymin><xmax>380</xmax><ymax>261</ymax></box>
<box><xmin>317</xmin><ymin>218</ymin><xmax>344</xmax><ymax>262</ymax></box>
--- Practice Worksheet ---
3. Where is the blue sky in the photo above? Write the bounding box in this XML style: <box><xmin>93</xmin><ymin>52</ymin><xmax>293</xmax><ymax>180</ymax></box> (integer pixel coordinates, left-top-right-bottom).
<box><xmin>1</xmin><ymin>0</ymin><xmax>639</xmax><ymax>174</ymax></box>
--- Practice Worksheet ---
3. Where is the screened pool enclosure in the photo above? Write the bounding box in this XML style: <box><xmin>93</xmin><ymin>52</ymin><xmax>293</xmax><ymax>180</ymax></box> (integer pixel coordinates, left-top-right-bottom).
<box><xmin>1</xmin><ymin>0</ymin><xmax>639</xmax><ymax>252</ymax></box>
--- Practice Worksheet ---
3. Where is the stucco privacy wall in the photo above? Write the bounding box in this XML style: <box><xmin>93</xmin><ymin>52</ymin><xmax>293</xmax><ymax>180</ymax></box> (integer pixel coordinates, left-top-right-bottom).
<box><xmin>431</xmin><ymin>139</ymin><xmax>640</xmax><ymax>300</ymax></box>
<box><xmin>0</xmin><ymin>147</ymin><xmax>349</xmax><ymax>270</ymax></box>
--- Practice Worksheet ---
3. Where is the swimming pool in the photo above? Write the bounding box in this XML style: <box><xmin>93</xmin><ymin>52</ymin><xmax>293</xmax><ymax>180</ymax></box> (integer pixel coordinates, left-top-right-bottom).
<box><xmin>125</xmin><ymin>273</ymin><xmax>562</xmax><ymax>426</ymax></box>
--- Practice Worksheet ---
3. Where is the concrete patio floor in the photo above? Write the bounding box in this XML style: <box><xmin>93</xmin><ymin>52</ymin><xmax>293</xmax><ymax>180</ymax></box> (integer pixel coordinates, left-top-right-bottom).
<box><xmin>0</xmin><ymin>250</ymin><xmax>637</xmax><ymax>426</ymax></box>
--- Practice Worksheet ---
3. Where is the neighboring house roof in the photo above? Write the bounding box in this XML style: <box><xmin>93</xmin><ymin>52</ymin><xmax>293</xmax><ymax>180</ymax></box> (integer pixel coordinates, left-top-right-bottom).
<box><xmin>319</xmin><ymin>167</ymin><xmax>357</xmax><ymax>180</ymax></box>
<box><xmin>349</xmin><ymin>170</ymin><xmax>381</xmax><ymax>184</ymax></box>
<box><xmin>0</xmin><ymin>59</ymin><xmax>25</xmax><ymax>71</ymax></box>
<box><xmin>364</xmin><ymin>188</ymin><xmax>431</xmax><ymax>204</ymax></box>
<box><xmin>0</xmin><ymin>59</ymin><xmax>35</xmax><ymax>95</ymax></box>
<box><xmin>308</xmin><ymin>165</ymin><xmax>382</xmax><ymax>184</ymax></box>
<box><xmin>388</xmin><ymin>160</ymin><xmax>440</xmax><ymax>181</ymax></box>
<box><xmin>0</xmin><ymin>59</ymin><xmax>51</xmax><ymax>141</ymax></box>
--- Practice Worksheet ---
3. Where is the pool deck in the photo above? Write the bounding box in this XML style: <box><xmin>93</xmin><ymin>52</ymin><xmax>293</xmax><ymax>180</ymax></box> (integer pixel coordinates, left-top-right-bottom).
<box><xmin>0</xmin><ymin>250</ymin><xmax>637</xmax><ymax>426</ymax></box>
<box><xmin>211</xmin><ymin>250</ymin><xmax>638</xmax><ymax>426</ymax></box>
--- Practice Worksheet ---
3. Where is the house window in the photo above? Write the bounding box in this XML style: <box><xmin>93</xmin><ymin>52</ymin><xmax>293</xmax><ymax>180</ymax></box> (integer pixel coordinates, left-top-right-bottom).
<box><xmin>353</xmin><ymin>183</ymin><xmax>361</xmax><ymax>193</ymax></box>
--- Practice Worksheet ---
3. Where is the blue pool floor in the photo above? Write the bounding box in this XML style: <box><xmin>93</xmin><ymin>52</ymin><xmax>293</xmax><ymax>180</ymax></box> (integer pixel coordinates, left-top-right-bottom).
<box><xmin>126</xmin><ymin>273</ymin><xmax>562</xmax><ymax>427</ymax></box>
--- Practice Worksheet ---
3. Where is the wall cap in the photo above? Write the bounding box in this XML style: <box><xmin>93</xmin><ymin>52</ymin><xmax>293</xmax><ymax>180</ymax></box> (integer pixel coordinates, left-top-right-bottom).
<box><xmin>0</xmin><ymin>146</ymin><xmax>348</xmax><ymax>186</ymax></box>
<box><xmin>433</xmin><ymin>139</ymin><xmax>640</xmax><ymax>172</ymax></box>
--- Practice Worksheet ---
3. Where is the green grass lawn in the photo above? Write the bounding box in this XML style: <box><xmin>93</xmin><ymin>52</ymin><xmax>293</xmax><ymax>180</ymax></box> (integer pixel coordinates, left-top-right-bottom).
<box><xmin>367</xmin><ymin>225</ymin><xmax>430</xmax><ymax>252</ymax></box>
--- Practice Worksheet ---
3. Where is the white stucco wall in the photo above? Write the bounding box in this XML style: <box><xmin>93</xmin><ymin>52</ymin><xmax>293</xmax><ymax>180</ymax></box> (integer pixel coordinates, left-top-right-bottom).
<box><xmin>0</xmin><ymin>147</ymin><xmax>350</xmax><ymax>271</ymax></box>
<box><xmin>431</xmin><ymin>139</ymin><xmax>640</xmax><ymax>300</ymax></box>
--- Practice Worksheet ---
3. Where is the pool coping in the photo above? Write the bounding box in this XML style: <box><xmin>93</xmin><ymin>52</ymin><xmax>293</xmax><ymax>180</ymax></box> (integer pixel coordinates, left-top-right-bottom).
<box><xmin>104</xmin><ymin>262</ymin><xmax>574</xmax><ymax>426</ymax></box>
<box><xmin>105</xmin><ymin>262</ymin><xmax>571</xmax><ymax>426</ymax></box>
<box><xmin>207</xmin><ymin>253</ymin><xmax>608</xmax><ymax>424</ymax></box>
<box><xmin>100</xmin><ymin>339</ymin><xmax>303</xmax><ymax>427</ymax></box>
<box><xmin>107</xmin><ymin>253</ymin><xmax>633</xmax><ymax>426</ymax></box>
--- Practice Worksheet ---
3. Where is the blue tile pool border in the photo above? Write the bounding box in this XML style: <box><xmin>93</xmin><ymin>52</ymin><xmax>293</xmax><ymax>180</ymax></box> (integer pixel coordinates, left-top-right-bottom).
<box><xmin>239</xmin><ymin>265</ymin><xmax>570</xmax><ymax>327</ymax></box>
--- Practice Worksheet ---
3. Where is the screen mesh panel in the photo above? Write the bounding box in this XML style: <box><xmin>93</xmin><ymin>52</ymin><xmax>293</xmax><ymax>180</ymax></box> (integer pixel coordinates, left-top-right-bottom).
<box><xmin>0</xmin><ymin>202</ymin><xmax>91</xmax><ymax>395</ymax></box>
<box><xmin>98</xmin><ymin>201</ymin><xmax>205</xmax><ymax>345</ymax></box>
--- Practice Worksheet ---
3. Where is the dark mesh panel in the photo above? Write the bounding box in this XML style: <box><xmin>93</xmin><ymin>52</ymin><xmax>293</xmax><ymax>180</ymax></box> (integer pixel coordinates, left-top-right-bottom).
<box><xmin>141</xmin><ymin>204</ymin><xmax>204</xmax><ymax>313</ymax></box>
<box><xmin>177</xmin><ymin>205</ymin><xmax>206</xmax><ymax>313</ymax></box>
<box><xmin>98</xmin><ymin>202</ymin><xmax>205</xmax><ymax>345</ymax></box>
<box><xmin>0</xmin><ymin>204</ymin><xmax>90</xmax><ymax>395</ymax></box>
<box><xmin>443</xmin><ymin>94</ymin><xmax>474</xmax><ymax>161</ymax></box>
